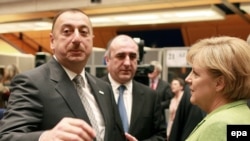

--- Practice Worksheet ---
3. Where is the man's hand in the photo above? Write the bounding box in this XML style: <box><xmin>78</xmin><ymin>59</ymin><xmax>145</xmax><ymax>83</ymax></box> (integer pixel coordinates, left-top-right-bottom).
<box><xmin>125</xmin><ymin>133</ymin><xmax>138</xmax><ymax>141</ymax></box>
<box><xmin>39</xmin><ymin>117</ymin><xmax>96</xmax><ymax>141</ymax></box>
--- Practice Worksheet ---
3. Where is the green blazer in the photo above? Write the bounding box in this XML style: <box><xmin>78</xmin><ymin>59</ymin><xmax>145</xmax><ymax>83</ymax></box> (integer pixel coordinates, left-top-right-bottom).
<box><xmin>186</xmin><ymin>100</ymin><xmax>250</xmax><ymax>141</ymax></box>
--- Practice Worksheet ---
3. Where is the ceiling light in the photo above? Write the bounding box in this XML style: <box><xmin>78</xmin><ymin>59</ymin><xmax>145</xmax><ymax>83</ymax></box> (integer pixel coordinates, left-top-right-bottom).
<box><xmin>240</xmin><ymin>2</ymin><xmax>250</xmax><ymax>14</ymax></box>
<box><xmin>0</xmin><ymin>20</ymin><xmax>52</xmax><ymax>33</ymax></box>
<box><xmin>0</xmin><ymin>5</ymin><xmax>225</xmax><ymax>33</ymax></box>
<box><xmin>90</xmin><ymin>5</ymin><xmax>225</xmax><ymax>27</ymax></box>
<box><xmin>114</xmin><ymin>14</ymin><xmax>159</xmax><ymax>21</ymax></box>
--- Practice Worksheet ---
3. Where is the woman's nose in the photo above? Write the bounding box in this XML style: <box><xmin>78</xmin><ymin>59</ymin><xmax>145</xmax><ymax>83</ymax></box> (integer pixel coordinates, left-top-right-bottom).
<box><xmin>185</xmin><ymin>74</ymin><xmax>191</xmax><ymax>84</ymax></box>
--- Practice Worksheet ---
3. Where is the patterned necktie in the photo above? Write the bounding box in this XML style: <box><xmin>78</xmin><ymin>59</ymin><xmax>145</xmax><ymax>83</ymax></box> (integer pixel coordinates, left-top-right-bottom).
<box><xmin>118</xmin><ymin>85</ymin><xmax>129</xmax><ymax>132</ymax></box>
<box><xmin>73</xmin><ymin>75</ymin><xmax>102</xmax><ymax>141</ymax></box>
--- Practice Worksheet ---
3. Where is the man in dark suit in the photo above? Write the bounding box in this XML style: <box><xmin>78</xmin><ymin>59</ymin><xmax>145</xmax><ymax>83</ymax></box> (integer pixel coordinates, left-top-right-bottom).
<box><xmin>102</xmin><ymin>34</ymin><xmax>166</xmax><ymax>141</ymax></box>
<box><xmin>148</xmin><ymin>60</ymin><xmax>172</xmax><ymax>123</ymax></box>
<box><xmin>0</xmin><ymin>9</ymin><xmax>125</xmax><ymax>141</ymax></box>
<box><xmin>168</xmin><ymin>85</ymin><xmax>205</xmax><ymax>141</ymax></box>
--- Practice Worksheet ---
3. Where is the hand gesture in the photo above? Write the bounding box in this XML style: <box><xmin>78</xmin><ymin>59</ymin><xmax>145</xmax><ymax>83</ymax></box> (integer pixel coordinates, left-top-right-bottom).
<box><xmin>125</xmin><ymin>133</ymin><xmax>138</xmax><ymax>141</ymax></box>
<box><xmin>39</xmin><ymin>117</ymin><xmax>96</xmax><ymax>141</ymax></box>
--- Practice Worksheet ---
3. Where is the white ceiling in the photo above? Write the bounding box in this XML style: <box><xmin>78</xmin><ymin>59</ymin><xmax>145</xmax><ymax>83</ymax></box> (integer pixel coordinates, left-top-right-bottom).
<box><xmin>0</xmin><ymin>0</ymin><xmax>29</xmax><ymax>3</ymax></box>
<box><xmin>0</xmin><ymin>0</ymin><xmax>249</xmax><ymax>32</ymax></box>
<box><xmin>0</xmin><ymin>0</ymin><xmax>159</xmax><ymax>14</ymax></box>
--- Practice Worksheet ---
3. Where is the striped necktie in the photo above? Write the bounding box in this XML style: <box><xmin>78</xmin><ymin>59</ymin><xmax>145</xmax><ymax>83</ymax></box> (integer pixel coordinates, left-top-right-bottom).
<box><xmin>73</xmin><ymin>75</ymin><xmax>102</xmax><ymax>141</ymax></box>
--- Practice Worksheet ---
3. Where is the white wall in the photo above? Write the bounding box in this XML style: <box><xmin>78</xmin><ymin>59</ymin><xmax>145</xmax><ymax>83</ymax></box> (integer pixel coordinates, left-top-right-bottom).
<box><xmin>0</xmin><ymin>53</ymin><xmax>35</xmax><ymax>73</ymax></box>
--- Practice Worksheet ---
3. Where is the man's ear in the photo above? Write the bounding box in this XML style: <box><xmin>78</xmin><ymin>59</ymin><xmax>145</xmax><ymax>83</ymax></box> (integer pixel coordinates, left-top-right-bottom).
<box><xmin>103</xmin><ymin>55</ymin><xmax>110</xmax><ymax>67</ymax></box>
<box><xmin>215</xmin><ymin>76</ymin><xmax>225</xmax><ymax>92</ymax></box>
<box><xmin>49</xmin><ymin>33</ymin><xmax>55</xmax><ymax>50</ymax></box>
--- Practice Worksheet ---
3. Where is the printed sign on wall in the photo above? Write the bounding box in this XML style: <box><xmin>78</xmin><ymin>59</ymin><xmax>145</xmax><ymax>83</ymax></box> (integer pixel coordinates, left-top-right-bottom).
<box><xmin>166</xmin><ymin>49</ymin><xmax>189</xmax><ymax>67</ymax></box>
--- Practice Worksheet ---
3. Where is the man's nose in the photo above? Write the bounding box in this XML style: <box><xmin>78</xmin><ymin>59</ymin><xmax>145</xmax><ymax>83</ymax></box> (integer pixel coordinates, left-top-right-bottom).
<box><xmin>72</xmin><ymin>30</ymin><xmax>81</xmax><ymax>43</ymax></box>
<box><xmin>123</xmin><ymin>55</ymin><xmax>131</xmax><ymax>65</ymax></box>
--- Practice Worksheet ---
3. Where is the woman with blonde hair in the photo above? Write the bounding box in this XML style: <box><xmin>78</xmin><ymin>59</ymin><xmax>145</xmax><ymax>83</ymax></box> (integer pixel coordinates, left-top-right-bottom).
<box><xmin>185</xmin><ymin>36</ymin><xmax>250</xmax><ymax>141</ymax></box>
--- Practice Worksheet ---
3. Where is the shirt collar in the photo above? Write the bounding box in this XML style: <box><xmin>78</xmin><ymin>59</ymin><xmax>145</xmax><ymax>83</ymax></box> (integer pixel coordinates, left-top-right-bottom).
<box><xmin>151</xmin><ymin>78</ymin><xmax>159</xmax><ymax>83</ymax></box>
<box><xmin>54</xmin><ymin>56</ymin><xmax>86</xmax><ymax>82</ymax></box>
<box><xmin>108</xmin><ymin>73</ymin><xmax>132</xmax><ymax>90</ymax></box>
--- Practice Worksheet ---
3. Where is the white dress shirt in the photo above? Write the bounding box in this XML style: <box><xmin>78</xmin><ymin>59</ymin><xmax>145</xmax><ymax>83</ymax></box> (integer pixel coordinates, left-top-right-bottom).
<box><xmin>150</xmin><ymin>78</ymin><xmax>159</xmax><ymax>90</ymax></box>
<box><xmin>108</xmin><ymin>73</ymin><xmax>133</xmax><ymax>125</ymax></box>
<box><xmin>63</xmin><ymin>66</ymin><xmax>105</xmax><ymax>140</ymax></box>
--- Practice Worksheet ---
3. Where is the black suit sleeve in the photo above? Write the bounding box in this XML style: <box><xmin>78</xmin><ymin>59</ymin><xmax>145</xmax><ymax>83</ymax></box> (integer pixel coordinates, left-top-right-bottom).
<box><xmin>160</xmin><ymin>82</ymin><xmax>172</xmax><ymax>109</ymax></box>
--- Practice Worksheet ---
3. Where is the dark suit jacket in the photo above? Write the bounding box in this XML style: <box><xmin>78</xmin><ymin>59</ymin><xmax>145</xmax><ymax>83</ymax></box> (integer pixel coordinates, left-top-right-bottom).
<box><xmin>0</xmin><ymin>58</ymin><xmax>125</xmax><ymax>141</ymax></box>
<box><xmin>168</xmin><ymin>86</ymin><xmax>205</xmax><ymax>141</ymax></box>
<box><xmin>102</xmin><ymin>75</ymin><xmax>166</xmax><ymax>141</ymax></box>
<box><xmin>155</xmin><ymin>79</ymin><xmax>172</xmax><ymax>110</ymax></box>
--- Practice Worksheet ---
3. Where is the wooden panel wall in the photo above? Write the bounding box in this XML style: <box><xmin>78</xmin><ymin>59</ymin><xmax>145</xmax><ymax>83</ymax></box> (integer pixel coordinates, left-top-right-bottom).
<box><xmin>19</xmin><ymin>30</ymin><xmax>51</xmax><ymax>53</ymax></box>
<box><xmin>93</xmin><ymin>27</ymin><xmax>117</xmax><ymax>48</ymax></box>
<box><xmin>182</xmin><ymin>15</ymin><xmax>250</xmax><ymax>46</ymax></box>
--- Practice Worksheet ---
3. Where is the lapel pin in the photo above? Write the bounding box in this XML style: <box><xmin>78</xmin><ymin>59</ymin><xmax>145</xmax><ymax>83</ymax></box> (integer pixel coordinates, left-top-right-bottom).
<box><xmin>99</xmin><ymin>91</ymin><xmax>104</xmax><ymax>95</ymax></box>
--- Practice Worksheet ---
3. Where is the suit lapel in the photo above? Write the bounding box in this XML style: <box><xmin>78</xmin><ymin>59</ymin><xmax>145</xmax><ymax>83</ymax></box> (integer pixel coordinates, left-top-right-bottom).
<box><xmin>48</xmin><ymin>58</ymin><xmax>91</xmax><ymax>124</ymax></box>
<box><xmin>86</xmin><ymin>73</ymin><xmax>117</xmax><ymax>141</ymax></box>
<box><xmin>156</xmin><ymin>79</ymin><xmax>163</xmax><ymax>92</ymax></box>
<box><xmin>86</xmin><ymin>73</ymin><xmax>108</xmax><ymax>121</ymax></box>
<box><xmin>129</xmin><ymin>81</ymin><xmax>145</xmax><ymax>131</ymax></box>
<box><xmin>104</xmin><ymin>75</ymin><xmax>127</xmax><ymax>133</ymax></box>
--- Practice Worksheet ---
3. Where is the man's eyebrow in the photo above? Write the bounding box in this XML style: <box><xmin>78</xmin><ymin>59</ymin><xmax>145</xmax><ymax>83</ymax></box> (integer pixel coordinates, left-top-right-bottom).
<box><xmin>61</xmin><ymin>24</ymin><xmax>89</xmax><ymax>28</ymax></box>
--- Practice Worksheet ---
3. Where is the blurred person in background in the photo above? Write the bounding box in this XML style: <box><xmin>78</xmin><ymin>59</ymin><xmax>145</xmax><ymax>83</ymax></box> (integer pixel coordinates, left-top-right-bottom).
<box><xmin>0</xmin><ymin>64</ymin><xmax>19</xmax><ymax>108</ymax></box>
<box><xmin>185</xmin><ymin>36</ymin><xmax>250</xmax><ymax>141</ymax></box>
<box><xmin>147</xmin><ymin>60</ymin><xmax>172</xmax><ymax>123</ymax></box>
<box><xmin>167</xmin><ymin>77</ymin><xmax>204</xmax><ymax>141</ymax></box>
<box><xmin>167</xmin><ymin>77</ymin><xmax>185</xmax><ymax>139</ymax></box>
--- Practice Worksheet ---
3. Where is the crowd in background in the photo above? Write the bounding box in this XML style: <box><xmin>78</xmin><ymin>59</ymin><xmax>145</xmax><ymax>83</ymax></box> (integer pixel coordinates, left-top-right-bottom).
<box><xmin>0</xmin><ymin>64</ymin><xmax>19</xmax><ymax>108</ymax></box>
<box><xmin>0</xmin><ymin>64</ymin><xmax>19</xmax><ymax>119</ymax></box>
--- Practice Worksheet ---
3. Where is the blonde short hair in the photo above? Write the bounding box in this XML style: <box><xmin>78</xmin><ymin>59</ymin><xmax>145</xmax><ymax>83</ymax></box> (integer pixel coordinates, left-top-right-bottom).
<box><xmin>186</xmin><ymin>36</ymin><xmax>250</xmax><ymax>100</ymax></box>
<box><xmin>150</xmin><ymin>60</ymin><xmax>162</xmax><ymax>72</ymax></box>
